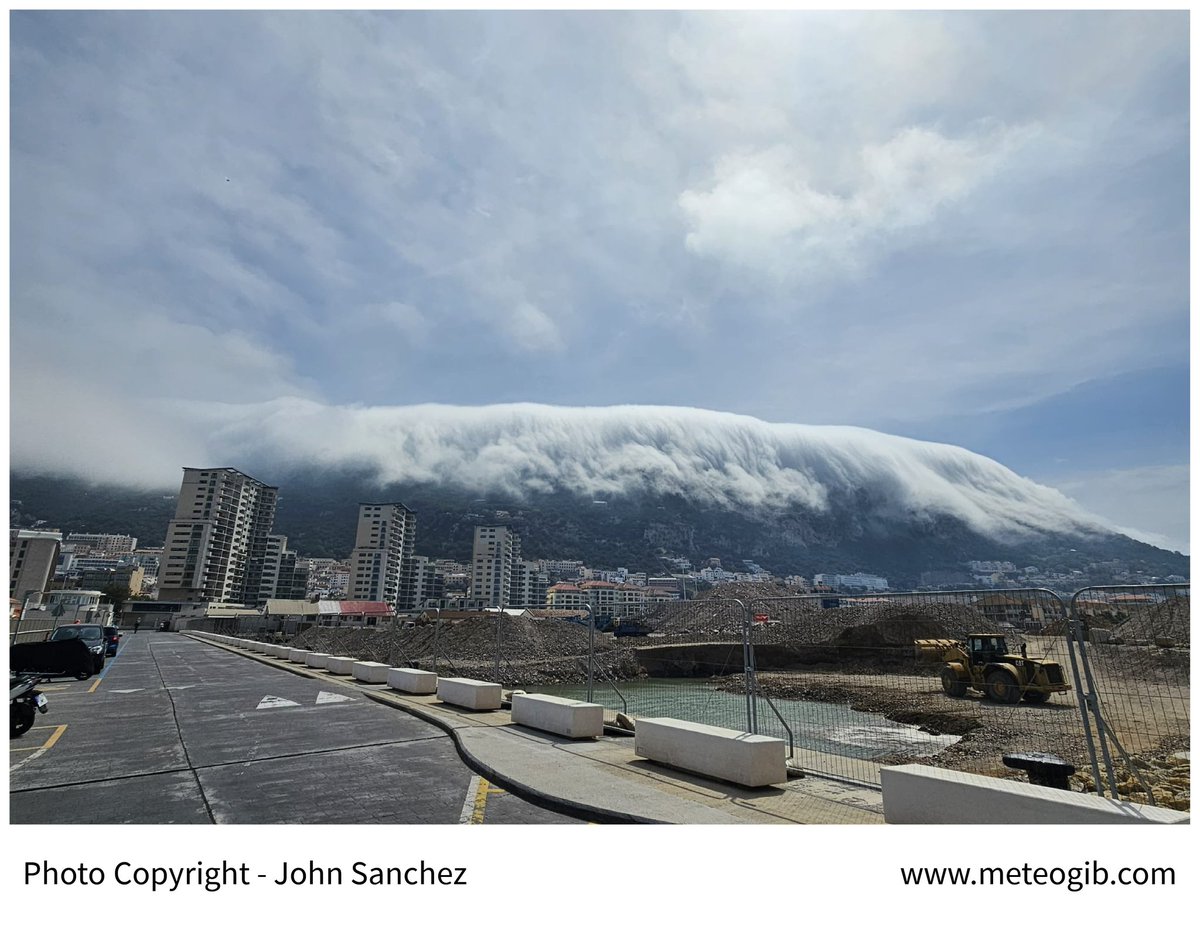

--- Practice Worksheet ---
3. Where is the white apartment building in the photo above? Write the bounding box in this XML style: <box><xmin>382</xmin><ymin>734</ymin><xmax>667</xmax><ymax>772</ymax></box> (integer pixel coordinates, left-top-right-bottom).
<box><xmin>545</xmin><ymin>583</ymin><xmax>586</xmax><ymax>610</ymax></box>
<box><xmin>813</xmin><ymin>572</ymin><xmax>889</xmax><ymax>591</ymax></box>
<box><xmin>158</xmin><ymin>468</ymin><xmax>280</xmax><ymax>605</ymax></box>
<box><xmin>470</xmin><ymin>526</ymin><xmax>520</xmax><ymax>608</ymax></box>
<box><xmin>64</xmin><ymin>533</ymin><xmax>138</xmax><ymax>558</ymax></box>
<box><xmin>10</xmin><ymin>529</ymin><xmax>62</xmax><ymax>603</ymax></box>
<box><xmin>406</xmin><ymin>555</ymin><xmax>445</xmax><ymax>610</ymax></box>
<box><xmin>349</xmin><ymin>503</ymin><xmax>416</xmax><ymax>609</ymax></box>
<box><xmin>511</xmin><ymin>559</ymin><xmax>549</xmax><ymax>610</ymax></box>
<box><xmin>259</xmin><ymin>534</ymin><xmax>306</xmax><ymax>603</ymax></box>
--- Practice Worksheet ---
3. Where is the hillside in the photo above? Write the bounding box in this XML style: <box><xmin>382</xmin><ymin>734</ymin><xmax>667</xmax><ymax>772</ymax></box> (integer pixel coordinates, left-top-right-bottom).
<box><xmin>10</xmin><ymin>470</ymin><xmax>1188</xmax><ymax>589</ymax></box>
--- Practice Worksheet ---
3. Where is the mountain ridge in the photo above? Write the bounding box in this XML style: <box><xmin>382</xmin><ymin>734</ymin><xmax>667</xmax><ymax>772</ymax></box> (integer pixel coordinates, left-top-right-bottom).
<box><xmin>10</xmin><ymin>470</ymin><xmax>1188</xmax><ymax>589</ymax></box>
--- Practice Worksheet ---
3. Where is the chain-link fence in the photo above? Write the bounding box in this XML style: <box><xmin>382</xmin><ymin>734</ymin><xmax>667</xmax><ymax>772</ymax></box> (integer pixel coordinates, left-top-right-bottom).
<box><xmin>1067</xmin><ymin>585</ymin><xmax>1189</xmax><ymax>810</ymax></box>
<box><xmin>743</xmin><ymin>590</ymin><xmax>1084</xmax><ymax>787</ymax></box>
<box><xmin>559</xmin><ymin>598</ymin><xmax>755</xmax><ymax>732</ymax></box>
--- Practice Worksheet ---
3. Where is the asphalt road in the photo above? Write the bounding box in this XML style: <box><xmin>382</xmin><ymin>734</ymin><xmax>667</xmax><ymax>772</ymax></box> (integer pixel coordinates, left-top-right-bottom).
<box><xmin>10</xmin><ymin>631</ymin><xmax>581</xmax><ymax>824</ymax></box>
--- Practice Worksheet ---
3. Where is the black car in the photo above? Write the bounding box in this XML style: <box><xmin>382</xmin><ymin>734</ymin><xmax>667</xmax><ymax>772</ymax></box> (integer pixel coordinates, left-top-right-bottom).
<box><xmin>102</xmin><ymin>625</ymin><xmax>122</xmax><ymax>656</ymax></box>
<box><xmin>48</xmin><ymin>624</ymin><xmax>106</xmax><ymax>674</ymax></box>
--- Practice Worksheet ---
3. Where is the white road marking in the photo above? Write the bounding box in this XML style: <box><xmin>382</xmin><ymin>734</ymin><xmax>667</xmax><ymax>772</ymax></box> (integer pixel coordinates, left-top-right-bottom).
<box><xmin>168</xmin><ymin>684</ymin><xmax>198</xmax><ymax>691</ymax></box>
<box><xmin>315</xmin><ymin>691</ymin><xmax>354</xmax><ymax>705</ymax></box>
<box><xmin>459</xmin><ymin>775</ymin><xmax>482</xmax><ymax>824</ymax></box>
<box><xmin>256</xmin><ymin>695</ymin><xmax>300</xmax><ymax>709</ymax></box>
<box><xmin>109</xmin><ymin>688</ymin><xmax>146</xmax><ymax>694</ymax></box>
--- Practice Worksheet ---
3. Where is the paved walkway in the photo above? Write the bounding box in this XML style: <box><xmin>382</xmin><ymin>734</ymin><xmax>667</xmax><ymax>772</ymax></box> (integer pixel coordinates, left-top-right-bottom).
<box><xmin>189</xmin><ymin>634</ymin><xmax>886</xmax><ymax>824</ymax></box>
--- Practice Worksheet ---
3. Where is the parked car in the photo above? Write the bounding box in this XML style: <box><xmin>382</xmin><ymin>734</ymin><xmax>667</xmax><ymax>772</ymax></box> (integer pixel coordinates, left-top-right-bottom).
<box><xmin>10</xmin><ymin>639</ymin><xmax>95</xmax><ymax>680</ymax></box>
<box><xmin>48</xmin><ymin>624</ymin><xmax>106</xmax><ymax>674</ymax></box>
<box><xmin>102</xmin><ymin>625</ymin><xmax>122</xmax><ymax>656</ymax></box>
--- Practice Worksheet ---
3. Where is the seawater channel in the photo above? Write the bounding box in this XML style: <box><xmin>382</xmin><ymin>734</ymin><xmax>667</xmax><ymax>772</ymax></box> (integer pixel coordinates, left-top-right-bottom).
<box><xmin>539</xmin><ymin>677</ymin><xmax>959</xmax><ymax>764</ymax></box>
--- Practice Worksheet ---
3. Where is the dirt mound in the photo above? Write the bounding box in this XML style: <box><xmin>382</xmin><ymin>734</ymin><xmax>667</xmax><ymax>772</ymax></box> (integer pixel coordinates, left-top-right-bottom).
<box><xmin>1116</xmin><ymin>596</ymin><xmax>1190</xmax><ymax>645</ymax></box>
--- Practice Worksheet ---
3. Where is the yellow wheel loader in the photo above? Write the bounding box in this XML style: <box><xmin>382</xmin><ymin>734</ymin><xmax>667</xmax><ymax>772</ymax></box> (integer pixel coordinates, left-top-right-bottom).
<box><xmin>914</xmin><ymin>633</ymin><xmax>1070</xmax><ymax>704</ymax></box>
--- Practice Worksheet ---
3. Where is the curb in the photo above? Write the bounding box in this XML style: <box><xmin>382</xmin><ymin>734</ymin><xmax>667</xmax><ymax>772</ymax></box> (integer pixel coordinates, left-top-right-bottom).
<box><xmin>184</xmin><ymin>635</ymin><xmax>656</xmax><ymax>824</ymax></box>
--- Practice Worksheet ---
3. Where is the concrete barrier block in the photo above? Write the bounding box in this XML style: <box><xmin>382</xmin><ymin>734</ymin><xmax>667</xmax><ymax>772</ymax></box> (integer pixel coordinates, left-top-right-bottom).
<box><xmin>634</xmin><ymin>717</ymin><xmax>787</xmax><ymax>788</ymax></box>
<box><xmin>326</xmin><ymin>656</ymin><xmax>357</xmax><ymax>675</ymax></box>
<box><xmin>387</xmin><ymin>668</ymin><xmax>438</xmax><ymax>694</ymax></box>
<box><xmin>305</xmin><ymin>652</ymin><xmax>332</xmax><ymax>668</ymax></box>
<box><xmin>437</xmin><ymin>677</ymin><xmax>502</xmax><ymax>711</ymax></box>
<box><xmin>268</xmin><ymin>644</ymin><xmax>290</xmax><ymax>658</ymax></box>
<box><xmin>512</xmin><ymin>693</ymin><xmax>604</xmax><ymax>739</ymax></box>
<box><xmin>287</xmin><ymin>648</ymin><xmax>311</xmax><ymax>663</ymax></box>
<box><xmin>352</xmin><ymin>661</ymin><xmax>390</xmax><ymax>683</ymax></box>
<box><xmin>881</xmin><ymin>764</ymin><xmax>1190</xmax><ymax>825</ymax></box>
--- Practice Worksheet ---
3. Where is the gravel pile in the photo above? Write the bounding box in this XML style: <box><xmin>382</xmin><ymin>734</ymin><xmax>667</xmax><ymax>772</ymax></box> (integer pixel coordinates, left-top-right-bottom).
<box><xmin>292</xmin><ymin>614</ymin><xmax>640</xmax><ymax>688</ymax></box>
<box><xmin>1116</xmin><ymin>597</ymin><xmax>1191</xmax><ymax>645</ymax></box>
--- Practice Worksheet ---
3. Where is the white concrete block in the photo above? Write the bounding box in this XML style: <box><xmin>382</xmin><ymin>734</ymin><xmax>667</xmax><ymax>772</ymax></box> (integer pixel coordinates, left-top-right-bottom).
<box><xmin>437</xmin><ymin>677</ymin><xmax>502</xmax><ymax>711</ymax></box>
<box><xmin>512</xmin><ymin>693</ymin><xmax>604</xmax><ymax>739</ymax></box>
<box><xmin>325</xmin><ymin>656</ymin><xmax>357</xmax><ymax>675</ymax></box>
<box><xmin>305</xmin><ymin>652</ymin><xmax>332</xmax><ymax>668</ymax></box>
<box><xmin>634</xmin><ymin>717</ymin><xmax>787</xmax><ymax>788</ymax></box>
<box><xmin>352</xmin><ymin>661</ymin><xmax>390</xmax><ymax>683</ymax></box>
<box><xmin>881</xmin><ymin>764</ymin><xmax>1189</xmax><ymax>825</ymax></box>
<box><xmin>267</xmin><ymin>644</ymin><xmax>290</xmax><ymax>658</ymax></box>
<box><xmin>287</xmin><ymin>648</ymin><xmax>312</xmax><ymax>663</ymax></box>
<box><xmin>250</xmin><ymin>641</ymin><xmax>269</xmax><ymax>653</ymax></box>
<box><xmin>387</xmin><ymin>668</ymin><xmax>438</xmax><ymax>694</ymax></box>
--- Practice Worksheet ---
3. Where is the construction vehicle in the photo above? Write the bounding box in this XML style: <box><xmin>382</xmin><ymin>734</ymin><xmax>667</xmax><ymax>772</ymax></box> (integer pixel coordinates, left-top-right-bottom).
<box><xmin>914</xmin><ymin>633</ymin><xmax>1070</xmax><ymax>704</ymax></box>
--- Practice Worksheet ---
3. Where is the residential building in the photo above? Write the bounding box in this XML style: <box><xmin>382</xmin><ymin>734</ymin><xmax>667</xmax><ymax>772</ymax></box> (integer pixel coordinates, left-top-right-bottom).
<box><xmin>157</xmin><ymin>467</ymin><xmax>279</xmax><ymax>605</ymax></box>
<box><xmin>470</xmin><ymin>525</ymin><xmax>520</xmax><ymax>608</ymax></box>
<box><xmin>546</xmin><ymin>583</ymin><xmax>586</xmax><ymax>610</ymax></box>
<box><xmin>511</xmin><ymin>560</ymin><xmax>549</xmax><ymax>609</ymax></box>
<box><xmin>75</xmin><ymin>564</ymin><xmax>145</xmax><ymax>597</ymax></box>
<box><xmin>64</xmin><ymin>533</ymin><xmax>138</xmax><ymax>558</ymax></box>
<box><xmin>404</xmin><ymin>556</ymin><xmax>446</xmax><ymax>610</ymax></box>
<box><xmin>260</xmin><ymin>535</ymin><xmax>308</xmax><ymax>602</ymax></box>
<box><xmin>10</xmin><ymin>529</ymin><xmax>62</xmax><ymax>604</ymax></box>
<box><xmin>348</xmin><ymin>503</ymin><xmax>416</xmax><ymax>609</ymax></box>
<box><xmin>813</xmin><ymin>573</ymin><xmax>889</xmax><ymax>591</ymax></box>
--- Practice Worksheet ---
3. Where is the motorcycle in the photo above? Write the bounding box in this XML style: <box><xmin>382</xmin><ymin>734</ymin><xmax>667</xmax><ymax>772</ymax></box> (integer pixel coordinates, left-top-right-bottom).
<box><xmin>10</xmin><ymin>672</ymin><xmax>49</xmax><ymax>738</ymax></box>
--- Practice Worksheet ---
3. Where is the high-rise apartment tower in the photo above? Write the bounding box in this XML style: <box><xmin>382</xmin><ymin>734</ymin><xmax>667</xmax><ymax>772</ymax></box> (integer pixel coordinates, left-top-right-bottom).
<box><xmin>158</xmin><ymin>468</ymin><xmax>279</xmax><ymax>605</ymax></box>
<box><xmin>348</xmin><ymin>503</ymin><xmax>416</xmax><ymax>608</ymax></box>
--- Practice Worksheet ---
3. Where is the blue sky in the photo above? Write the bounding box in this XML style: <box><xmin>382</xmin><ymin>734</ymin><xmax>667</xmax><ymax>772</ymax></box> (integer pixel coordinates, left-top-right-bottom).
<box><xmin>7</xmin><ymin>10</ymin><xmax>1190</xmax><ymax>553</ymax></box>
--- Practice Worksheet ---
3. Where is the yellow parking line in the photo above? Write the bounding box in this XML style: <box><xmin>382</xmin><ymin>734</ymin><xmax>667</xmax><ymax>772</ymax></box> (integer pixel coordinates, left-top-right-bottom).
<box><xmin>87</xmin><ymin>676</ymin><xmax>103</xmax><ymax>694</ymax></box>
<box><xmin>9</xmin><ymin>724</ymin><xmax>67</xmax><ymax>753</ymax></box>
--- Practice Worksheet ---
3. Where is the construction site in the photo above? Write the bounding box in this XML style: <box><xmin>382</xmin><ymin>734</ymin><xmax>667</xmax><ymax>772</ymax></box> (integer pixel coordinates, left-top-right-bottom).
<box><xmin>265</xmin><ymin>584</ymin><xmax>1189</xmax><ymax>811</ymax></box>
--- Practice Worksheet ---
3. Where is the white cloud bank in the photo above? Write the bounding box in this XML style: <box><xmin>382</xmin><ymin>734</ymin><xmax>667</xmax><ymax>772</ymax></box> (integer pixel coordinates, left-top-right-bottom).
<box><xmin>41</xmin><ymin>400</ymin><xmax>1115</xmax><ymax>542</ymax></box>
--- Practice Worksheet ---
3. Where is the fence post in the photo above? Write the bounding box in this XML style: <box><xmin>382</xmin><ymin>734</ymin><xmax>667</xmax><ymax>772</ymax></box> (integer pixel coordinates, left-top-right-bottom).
<box><xmin>430</xmin><ymin>608</ymin><xmax>441</xmax><ymax>675</ymax></box>
<box><xmin>735</xmin><ymin>599</ymin><xmax>755</xmax><ymax>733</ymax></box>
<box><xmin>1063</xmin><ymin>593</ymin><xmax>1106</xmax><ymax>797</ymax></box>
<box><xmin>586</xmin><ymin>604</ymin><xmax>595</xmax><ymax>703</ymax></box>
<box><xmin>494</xmin><ymin>609</ymin><xmax>502</xmax><ymax>683</ymax></box>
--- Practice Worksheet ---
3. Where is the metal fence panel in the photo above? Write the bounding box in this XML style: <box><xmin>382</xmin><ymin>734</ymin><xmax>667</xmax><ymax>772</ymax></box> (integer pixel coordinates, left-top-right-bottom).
<box><xmin>744</xmin><ymin>589</ymin><xmax>1082</xmax><ymax>787</ymax></box>
<box><xmin>1068</xmin><ymin>584</ymin><xmax>1189</xmax><ymax>810</ymax></box>
<box><xmin>538</xmin><ymin>598</ymin><xmax>754</xmax><ymax>732</ymax></box>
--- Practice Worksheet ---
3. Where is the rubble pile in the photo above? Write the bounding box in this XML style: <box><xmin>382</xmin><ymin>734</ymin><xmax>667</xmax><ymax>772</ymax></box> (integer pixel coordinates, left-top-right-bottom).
<box><xmin>292</xmin><ymin>615</ymin><xmax>640</xmax><ymax>687</ymax></box>
<box><xmin>1115</xmin><ymin>597</ymin><xmax>1191</xmax><ymax>646</ymax></box>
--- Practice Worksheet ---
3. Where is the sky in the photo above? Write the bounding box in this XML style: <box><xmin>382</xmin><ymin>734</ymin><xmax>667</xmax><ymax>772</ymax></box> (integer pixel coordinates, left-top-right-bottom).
<box><xmin>6</xmin><ymin>10</ymin><xmax>1191</xmax><ymax>553</ymax></box>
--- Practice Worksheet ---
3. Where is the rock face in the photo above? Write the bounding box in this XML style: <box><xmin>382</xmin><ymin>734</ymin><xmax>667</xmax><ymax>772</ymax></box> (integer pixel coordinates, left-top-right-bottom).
<box><xmin>1071</xmin><ymin>750</ymin><xmax>1190</xmax><ymax>812</ymax></box>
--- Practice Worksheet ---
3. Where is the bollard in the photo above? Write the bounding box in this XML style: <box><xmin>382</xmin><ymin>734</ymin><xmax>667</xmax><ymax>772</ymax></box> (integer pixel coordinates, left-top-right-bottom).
<box><xmin>1002</xmin><ymin>752</ymin><xmax>1076</xmax><ymax>790</ymax></box>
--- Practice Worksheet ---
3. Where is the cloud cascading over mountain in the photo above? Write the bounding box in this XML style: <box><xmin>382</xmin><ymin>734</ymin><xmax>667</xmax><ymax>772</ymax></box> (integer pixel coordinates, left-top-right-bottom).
<box><xmin>121</xmin><ymin>399</ymin><xmax>1114</xmax><ymax>543</ymax></box>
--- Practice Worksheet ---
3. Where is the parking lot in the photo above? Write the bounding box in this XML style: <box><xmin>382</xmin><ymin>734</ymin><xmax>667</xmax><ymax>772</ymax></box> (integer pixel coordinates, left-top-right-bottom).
<box><xmin>10</xmin><ymin>631</ymin><xmax>582</xmax><ymax>824</ymax></box>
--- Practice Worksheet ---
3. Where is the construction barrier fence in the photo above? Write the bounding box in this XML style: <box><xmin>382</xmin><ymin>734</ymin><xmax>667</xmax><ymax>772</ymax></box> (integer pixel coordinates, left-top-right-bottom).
<box><xmin>115</xmin><ymin>583</ymin><xmax>1187</xmax><ymax>808</ymax></box>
